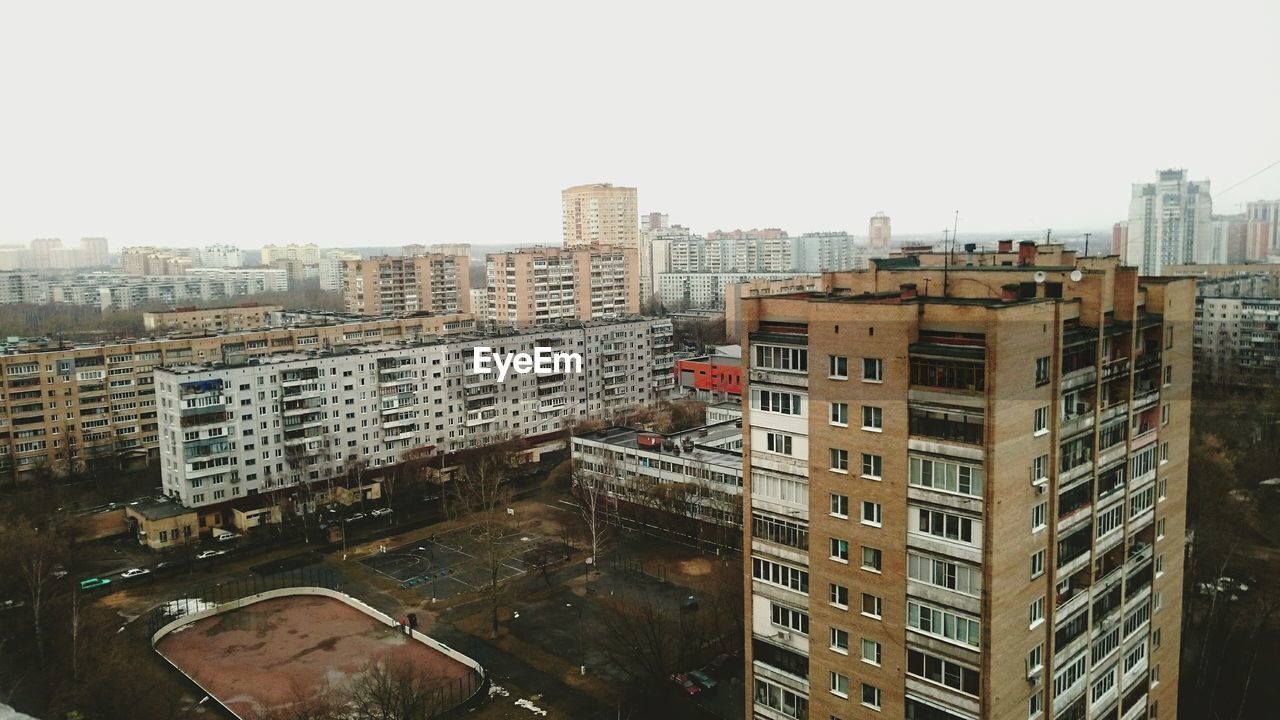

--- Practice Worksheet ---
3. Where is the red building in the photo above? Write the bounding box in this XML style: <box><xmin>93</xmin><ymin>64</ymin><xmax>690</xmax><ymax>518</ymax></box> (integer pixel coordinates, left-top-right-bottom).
<box><xmin>674</xmin><ymin>347</ymin><xmax>742</xmax><ymax>399</ymax></box>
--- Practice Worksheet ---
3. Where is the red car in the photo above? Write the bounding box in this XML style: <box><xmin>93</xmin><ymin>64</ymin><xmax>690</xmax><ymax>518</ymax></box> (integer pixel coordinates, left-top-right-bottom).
<box><xmin>670</xmin><ymin>673</ymin><xmax>702</xmax><ymax>696</ymax></box>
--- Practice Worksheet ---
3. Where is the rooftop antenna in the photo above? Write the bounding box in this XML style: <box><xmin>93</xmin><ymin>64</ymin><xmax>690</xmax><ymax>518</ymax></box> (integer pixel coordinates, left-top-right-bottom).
<box><xmin>1045</xmin><ymin>228</ymin><xmax>1053</xmax><ymax>244</ymax></box>
<box><xmin>1083</xmin><ymin>232</ymin><xmax>1092</xmax><ymax>256</ymax></box>
<box><xmin>943</xmin><ymin>210</ymin><xmax>959</xmax><ymax>298</ymax></box>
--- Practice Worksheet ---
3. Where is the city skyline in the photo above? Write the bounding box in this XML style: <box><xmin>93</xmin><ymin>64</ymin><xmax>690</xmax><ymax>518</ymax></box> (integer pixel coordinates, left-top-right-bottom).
<box><xmin>2</xmin><ymin>2</ymin><xmax>1277</xmax><ymax>248</ymax></box>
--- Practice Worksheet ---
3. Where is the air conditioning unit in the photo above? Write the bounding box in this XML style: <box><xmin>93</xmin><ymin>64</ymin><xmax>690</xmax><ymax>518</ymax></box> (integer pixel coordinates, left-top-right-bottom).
<box><xmin>776</xmin><ymin>630</ymin><xmax>792</xmax><ymax>641</ymax></box>
<box><xmin>1025</xmin><ymin>662</ymin><xmax>1042</xmax><ymax>682</ymax></box>
<box><xmin>1035</xmin><ymin>484</ymin><xmax>1046</xmax><ymax>495</ymax></box>
<box><xmin>1076</xmin><ymin>402</ymin><xmax>1089</xmax><ymax>415</ymax></box>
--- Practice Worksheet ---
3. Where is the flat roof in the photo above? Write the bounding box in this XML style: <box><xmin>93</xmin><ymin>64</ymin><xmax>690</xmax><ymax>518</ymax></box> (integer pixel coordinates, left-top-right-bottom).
<box><xmin>576</xmin><ymin>420</ymin><xmax>743</xmax><ymax>467</ymax></box>
<box><xmin>127</xmin><ymin>497</ymin><xmax>195</xmax><ymax>520</ymax></box>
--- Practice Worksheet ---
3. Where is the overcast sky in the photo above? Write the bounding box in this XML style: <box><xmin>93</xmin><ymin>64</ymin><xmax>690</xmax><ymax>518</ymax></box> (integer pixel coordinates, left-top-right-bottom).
<box><xmin>2</xmin><ymin>1</ymin><xmax>1277</xmax><ymax>249</ymax></box>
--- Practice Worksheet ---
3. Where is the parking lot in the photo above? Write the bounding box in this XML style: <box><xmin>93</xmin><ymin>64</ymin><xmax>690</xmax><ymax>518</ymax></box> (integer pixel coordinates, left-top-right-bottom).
<box><xmin>359</xmin><ymin>523</ymin><xmax>570</xmax><ymax>601</ymax></box>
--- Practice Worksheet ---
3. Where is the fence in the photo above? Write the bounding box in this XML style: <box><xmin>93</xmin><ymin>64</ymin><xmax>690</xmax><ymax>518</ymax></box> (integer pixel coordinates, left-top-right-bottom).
<box><xmin>145</xmin><ymin>566</ymin><xmax>338</xmax><ymax>638</ymax></box>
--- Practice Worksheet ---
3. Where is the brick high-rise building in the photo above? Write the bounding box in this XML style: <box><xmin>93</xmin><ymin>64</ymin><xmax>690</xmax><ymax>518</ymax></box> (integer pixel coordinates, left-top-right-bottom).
<box><xmin>562</xmin><ymin>183</ymin><xmax>639</xmax><ymax>249</ymax></box>
<box><xmin>342</xmin><ymin>253</ymin><xmax>470</xmax><ymax>316</ymax></box>
<box><xmin>741</xmin><ymin>245</ymin><xmax>1189</xmax><ymax>720</ymax></box>
<box><xmin>869</xmin><ymin>213</ymin><xmax>892</xmax><ymax>249</ymax></box>
<box><xmin>485</xmin><ymin>245</ymin><xmax>639</xmax><ymax>326</ymax></box>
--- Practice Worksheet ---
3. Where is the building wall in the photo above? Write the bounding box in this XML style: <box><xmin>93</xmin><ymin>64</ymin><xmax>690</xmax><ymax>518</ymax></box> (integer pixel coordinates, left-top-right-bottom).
<box><xmin>486</xmin><ymin>246</ymin><xmax>639</xmax><ymax>326</ymax></box>
<box><xmin>155</xmin><ymin>318</ymin><xmax>673</xmax><ymax>509</ymax></box>
<box><xmin>1126</xmin><ymin>169</ymin><xmax>1214</xmax><ymax>274</ymax></box>
<box><xmin>143</xmin><ymin>305</ymin><xmax>285</xmax><ymax>333</ymax></box>
<box><xmin>0</xmin><ymin>313</ymin><xmax>475</xmax><ymax>479</ymax></box>
<box><xmin>562</xmin><ymin>183</ymin><xmax>639</xmax><ymax>249</ymax></box>
<box><xmin>342</xmin><ymin>254</ymin><xmax>470</xmax><ymax>316</ymax></box>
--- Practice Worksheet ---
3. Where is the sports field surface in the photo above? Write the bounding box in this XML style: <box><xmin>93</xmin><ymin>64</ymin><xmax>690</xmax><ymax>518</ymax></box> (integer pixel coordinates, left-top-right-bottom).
<box><xmin>155</xmin><ymin>594</ymin><xmax>471</xmax><ymax>717</ymax></box>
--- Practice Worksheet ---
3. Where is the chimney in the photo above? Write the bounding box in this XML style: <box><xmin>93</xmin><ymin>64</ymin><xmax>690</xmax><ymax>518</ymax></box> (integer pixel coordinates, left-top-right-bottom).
<box><xmin>997</xmin><ymin>239</ymin><xmax>1014</xmax><ymax>253</ymax></box>
<box><xmin>899</xmin><ymin>283</ymin><xmax>918</xmax><ymax>300</ymax></box>
<box><xmin>1018</xmin><ymin>240</ymin><xmax>1037</xmax><ymax>266</ymax></box>
<box><xmin>1001</xmin><ymin>283</ymin><xmax>1019</xmax><ymax>302</ymax></box>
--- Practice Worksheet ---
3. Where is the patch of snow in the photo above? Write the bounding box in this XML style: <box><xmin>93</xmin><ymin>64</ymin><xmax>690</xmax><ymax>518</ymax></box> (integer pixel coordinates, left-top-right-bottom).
<box><xmin>0</xmin><ymin>702</ymin><xmax>41</xmax><ymax>720</ymax></box>
<box><xmin>161</xmin><ymin>598</ymin><xmax>215</xmax><ymax>618</ymax></box>
<box><xmin>514</xmin><ymin>698</ymin><xmax>548</xmax><ymax>716</ymax></box>
<box><xmin>488</xmin><ymin>684</ymin><xmax>510</xmax><ymax>698</ymax></box>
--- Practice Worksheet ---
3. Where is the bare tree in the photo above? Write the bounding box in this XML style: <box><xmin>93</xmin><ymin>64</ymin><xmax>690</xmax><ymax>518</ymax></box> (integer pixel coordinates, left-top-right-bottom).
<box><xmin>571</xmin><ymin>461</ymin><xmax>612</xmax><ymax>583</ymax></box>
<box><xmin>0</xmin><ymin>519</ymin><xmax>69</xmax><ymax>666</ymax></box>
<box><xmin>347</xmin><ymin>657</ymin><xmax>446</xmax><ymax>720</ymax></box>
<box><xmin>249</xmin><ymin>680</ymin><xmax>347</xmax><ymax>720</ymax></box>
<box><xmin>450</xmin><ymin>441</ymin><xmax>526</xmax><ymax>638</ymax></box>
<box><xmin>592</xmin><ymin>592</ymin><xmax>705</xmax><ymax>686</ymax></box>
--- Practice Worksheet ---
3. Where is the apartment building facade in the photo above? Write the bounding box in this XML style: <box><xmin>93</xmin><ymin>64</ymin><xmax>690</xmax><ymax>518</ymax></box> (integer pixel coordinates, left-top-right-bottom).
<box><xmin>658</xmin><ymin>272</ymin><xmax>822</xmax><ymax>311</ymax></box>
<box><xmin>741</xmin><ymin>253</ymin><xmax>1189</xmax><ymax>720</ymax></box>
<box><xmin>342</xmin><ymin>254</ymin><xmax>471</xmax><ymax>316</ymax></box>
<box><xmin>1194</xmin><ymin>295</ymin><xmax>1280</xmax><ymax>383</ymax></box>
<box><xmin>142</xmin><ymin>304</ymin><xmax>285</xmax><ymax>334</ymax></box>
<box><xmin>0</xmin><ymin>313</ymin><xmax>476</xmax><ymax>479</ymax></box>
<box><xmin>2</xmin><ymin>269</ymin><xmax>289</xmax><ymax>310</ymax></box>
<box><xmin>485</xmin><ymin>246</ymin><xmax>640</xmax><ymax>326</ymax></box>
<box><xmin>155</xmin><ymin>318</ymin><xmax>675</xmax><ymax>509</ymax></box>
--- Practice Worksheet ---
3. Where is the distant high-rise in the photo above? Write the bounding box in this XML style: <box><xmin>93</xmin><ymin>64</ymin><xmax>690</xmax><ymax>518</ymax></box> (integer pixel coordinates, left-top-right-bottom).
<box><xmin>343</xmin><ymin>253</ymin><xmax>470</xmax><ymax>316</ymax></box>
<box><xmin>642</xmin><ymin>212</ymin><xmax>669</xmax><ymax>232</ymax></box>
<box><xmin>486</xmin><ymin>245</ymin><xmax>638</xmax><ymax>326</ymax></box>
<box><xmin>1126</xmin><ymin>169</ymin><xmax>1214</xmax><ymax>273</ymax></box>
<box><xmin>1112</xmin><ymin>222</ymin><xmax>1129</xmax><ymax>256</ymax></box>
<box><xmin>562</xmin><ymin>183</ymin><xmax>639</xmax><ymax>249</ymax></box>
<box><xmin>200</xmin><ymin>244</ymin><xmax>245</xmax><ymax>268</ymax></box>
<box><xmin>1211</xmin><ymin>215</ymin><xmax>1249</xmax><ymax>264</ymax></box>
<box><xmin>1245</xmin><ymin>199</ymin><xmax>1280</xmax><ymax>261</ymax></box>
<box><xmin>869</xmin><ymin>212</ymin><xmax>892</xmax><ymax>249</ymax></box>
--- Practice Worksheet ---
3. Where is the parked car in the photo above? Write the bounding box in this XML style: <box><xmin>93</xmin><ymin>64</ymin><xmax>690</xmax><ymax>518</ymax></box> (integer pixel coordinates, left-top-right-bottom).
<box><xmin>347</xmin><ymin>512</ymin><xmax>367</xmax><ymax>522</ymax></box>
<box><xmin>153</xmin><ymin>561</ymin><xmax>181</xmax><ymax>572</ymax></box>
<box><xmin>688</xmin><ymin>669</ymin><xmax>717</xmax><ymax>692</ymax></box>
<box><xmin>669</xmin><ymin>673</ymin><xmax>701</xmax><ymax>696</ymax></box>
<box><xmin>196</xmin><ymin>550</ymin><xmax>225</xmax><ymax>560</ymax></box>
<box><xmin>120</xmin><ymin>568</ymin><xmax>151</xmax><ymax>579</ymax></box>
<box><xmin>371</xmin><ymin>507</ymin><xmax>393</xmax><ymax>517</ymax></box>
<box><xmin>421</xmin><ymin>494</ymin><xmax>441</xmax><ymax>503</ymax></box>
<box><xmin>79</xmin><ymin>578</ymin><xmax>111</xmax><ymax>591</ymax></box>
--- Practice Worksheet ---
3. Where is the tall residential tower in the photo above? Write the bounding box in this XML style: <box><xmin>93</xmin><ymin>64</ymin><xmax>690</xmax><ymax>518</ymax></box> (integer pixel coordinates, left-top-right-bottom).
<box><xmin>742</xmin><ymin>245</ymin><xmax>1188</xmax><ymax>720</ymax></box>
<box><xmin>1125</xmin><ymin>169</ymin><xmax>1213</xmax><ymax>274</ymax></box>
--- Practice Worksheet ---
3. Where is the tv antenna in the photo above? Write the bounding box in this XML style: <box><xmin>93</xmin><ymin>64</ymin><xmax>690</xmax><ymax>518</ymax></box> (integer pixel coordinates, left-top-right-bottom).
<box><xmin>943</xmin><ymin>210</ymin><xmax>959</xmax><ymax>298</ymax></box>
<box><xmin>1083</xmin><ymin>232</ymin><xmax>1092</xmax><ymax>256</ymax></box>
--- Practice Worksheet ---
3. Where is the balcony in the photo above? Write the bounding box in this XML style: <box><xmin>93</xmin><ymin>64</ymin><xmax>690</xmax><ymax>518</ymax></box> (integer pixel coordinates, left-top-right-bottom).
<box><xmin>749</xmin><ymin>368</ymin><xmax>808</xmax><ymax>389</ymax></box>
<box><xmin>1101</xmin><ymin>357</ymin><xmax>1130</xmax><ymax>380</ymax></box>
<box><xmin>1060</xmin><ymin>409</ymin><xmax>1094</xmax><ymax>438</ymax></box>
<box><xmin>1061</xmin><ymin>366</ymin><xmax>1097</xmax><ymax>392</ymax></box>
<box><xmin>1133</xmin><ymin>388</ymin><xmax>1159</xmax><ymax>411</ymax></box>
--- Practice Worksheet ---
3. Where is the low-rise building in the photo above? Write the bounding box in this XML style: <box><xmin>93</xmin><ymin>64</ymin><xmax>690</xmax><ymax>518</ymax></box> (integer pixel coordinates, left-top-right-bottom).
<box><xmin>143</xmin><ymin>304</ymin><xmax>284</xmax><ymax>334</ymax></box>
<box><xmin>675</xmin><ymin>345</ymin><xmax>743</xmax><ymax>401</ymax></box>
<box><xmin>571</xmin><ymin>420</ymin><xmax>744</xmax><ymax>548</ymax></box>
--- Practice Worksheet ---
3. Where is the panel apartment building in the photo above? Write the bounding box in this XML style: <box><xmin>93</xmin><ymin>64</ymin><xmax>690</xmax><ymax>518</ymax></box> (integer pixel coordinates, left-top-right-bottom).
<box><xmin>0</xmin><ymin>313</ymin><xmax>476</xmax><ymax>479</ymax></box>
<box><xmin>342</xmin><ymin>253</ymin><xmax>471</xmax><ymax>316</ymax></box>
<box><xmin>485</xmin><ymin>246</ymin><xmax>640</xmax><ymax>326</ymax></box>
<box><xmin>155</xmin><ymin>318</ymin><xmax>674</xmax><ymax>510</ymax></box>
<box><xmin>741</xmin><ymin>246</ymin><xmax>1189</xmax><ymax>720</ymax></box>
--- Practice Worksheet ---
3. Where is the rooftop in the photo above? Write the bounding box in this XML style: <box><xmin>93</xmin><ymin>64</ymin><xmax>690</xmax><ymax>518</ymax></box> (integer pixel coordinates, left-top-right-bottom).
<box><xmin>126</xmin><ymin>496</ymin><xmax>195</xmax><ymax>521</ymax></box>
<box><xmin>577</xmin><ymin>420</ymin><xmax>743</xmax><ymax>467</ymax></box>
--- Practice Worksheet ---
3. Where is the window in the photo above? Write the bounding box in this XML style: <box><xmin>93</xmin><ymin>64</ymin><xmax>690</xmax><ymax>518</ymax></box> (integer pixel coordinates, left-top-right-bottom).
<box><xmin>1165</xmin><ymin>326</ymin><xmax>1174</xmax><ymax>349</ymax></box>
<box><xmin>752</xmin><ymin>389</ymin><xmax>803</xmax><ymax>415</ymax></box>
<box><xmin>1096</xmin><ymin>504</ymin><xmax>1123</xmax><ymax>538</ymax></box>
<box><xmin>912</xmin><ymin>507</ymin><xmax>977</xmax><ymax>544</ymax></box>
<box><xmin>908</xmin><ymin>600</ymin><xmax>980</xmax><ymax>647</ymax></box>
<box><xmin>861</xmin><ymin>684</ymin><xmax>882</xmax><ymax>710</ymax></box>
<box><xmin>766</xmin><ymin>432</ymin><xmax>793</xmax><ymax>455</ymax></box>
<box><xmin>861</xmin><ymin>593</ymin><xmax>882</xmax><ymax>618</ymax></box>
<box><xmin>1031</xmin><ymin>549</ymin><xmax>1045</xmax><ymax>579</ymax></box>
<box><xmin>755</xmin><ymin>678</ymin><xmax>807</xmax><ymax>719</ymax></box>
<box><xmin>862</xmin><ymin>405</ymin><xmax>883</xmax><ymax>430</ymax></box>
<box><xmin>1156</xmin><ymin>516</ymin><xmax>1166</xmax><ymax>539</ymax></box>
<box><xmin>829</xmin><ymin>493</ymin><xmax>849</xmax><ymax>518</ymax></box>
<box><xmin>1091</xmin><ymin>627</ymin><xmax>1120</xmax><ymax>665</ymax></box>
<box><xmin>771</xmin><ymin>603</ymin><xmax>809</xmax><ymax>634</ymax></box>
<box><xmin>861</xmin><ymin>546</ymin><xmax>882</xmax><ymax>572</ymax></box>
<box><xmin>861</xmin><ymin>638</ymin><xmax>882</xmax><ymax>665</ymax></box>
<box><xmin>755</xmin><ymin>345</ymin><xmax>808</xmax><ymax>372</ymax></box>
<box><xmin>908</xmin><ymin>553</ymin><xmax>982</xmax><ymax>596</ymax></box>
<box><xmin>1029</xmin><ymin>596</ymin><xmax>1045</xmax><ymax>627</ymax></box>
<box><xmin>861</xmin><ymin>453</ymin><xmax>882</xmax><ymax>479</ymax></box>
<box><xmin>829</xmin><ymin>355</ymin><xmax>848</xmax><ymax>379</ymax></box>
<box><xmin>830</xmin><ymin>627</ymin><xmax>849</xmax><ymax>653</ymax></box>
<box><xmin>752</xmin><ymin>557</ymin><xmax>809</xmax><ymax>593</ymax></box>
<box><xmin>830</xmin><ymin>448</ymin><xmax>849</xmax><ymax>472</ymax></box>
<box><xmin>1090</xmin><ymin>667</ymin><xmax>1116</xmax><ymax>704</ymax></box>
<box><xmin>830</xmin><ymin>402</ymin><xmax>849</xmax><ymax>425</ymax></box>
<box><xmin>1034</xmin><ymin>405</ymin><xmax>1048</xmax><ymax>435</ymax></box>
<box><xmin>909</xmin><ymin>357</ymin><xmax>984</xmax><ymax>390</ymax></box>
<box><xmin>909</xmin><ymin>456</ymin><xmax>983</xmax><ymax>497</ymax></box>
<box><xmin>1155</xmin><ymin>553</ymin><xmax>1164</xmax><ymax>577</ymax></box>
<box><xmin>1157</xmin><ymin>477</ymin><xmax>1167</xmax><ymax>501</ymax></box>
<box><xmin>1130</xmin><ymin>487</ymin><xmax>1155</xmax><ymax>516</ymax></box>
<box><xmin>862</xmin><ymin>357</ymin><xmax>883</xmax><ymax>382</ymax></box>
<box><xmin>830</xmin><ymin>538</ymin><xmax>849</xmax><ymax>562</ymax></box>
<box><xmin>1031</xmin><ymin>501</ymin><xmax>1047</xmax><ymax>532</ymax></box>
<box><xmin>1035</xmin><ymin>356</ymin><xmax>1051</xmax><ymax>385</ymax></box>
<box><xmin>1160</xmin><ymin>441</ymin><xmax>1169</xmax><ymax>463</ymax></box>
<box><xmin>907</xmin><ymin>649</ymin><xmax>980</xmax><ymax>696</ymax></box>
<box><xmin>830</xmin><ymin>671</ymin><xmax>849</xmax><ymax>698</ymax></box>
<box><xmin>830</xmin><ymin>583</ymin><xmax>849</xmax><ymax>608</ymax></box>
<box><xmin>1163</xmin><ymin>365</ymin><xmax>1172</xmax><ymax>386</ymax></box>
<box><xmin>1029</xmin><ymin>690</ymin><xmax>1043</xmax><ymax>718</ymax></box>
<box><xmin>752</xmin><ymin>513</ymin><xmax>808</xmax><ymax>549</ymax></box>
<box><xmin>1027</xmin><ymin>644</ymin><xmax>1044</xmax><ymax>675</ymax></box>
<box><xmin>1152</xmin><ymin>628</ymin><xmax>1161</xmax><ymax>649</ymax></box>
<box><xmin>1124</xmin><ymin>641</ymin><xmax>1147</xmax><ymax>674</ymax></box>
<box><xmin>1032</xmin><ymin>454</ymin><xmax>1048</xmax><ymax>484</ymax></box>
<box><xmin>1052</xmin><ymin>651</ymin><xmax>1086</xmax><ymax>699</ymax></box>
<box><xmin>1151</xmin><ymin>664</ymin><xmax>1160</xmax><ymax>686</ymax></box>
<box><xmin>909</xmin><ymin>406</ymin><xmax>984</xmax><ymax>443</ymax></box>
<box><xmin>861</xmin><ymin>501</ymin><xmax>882</xmax><ymax>526</ymax></box>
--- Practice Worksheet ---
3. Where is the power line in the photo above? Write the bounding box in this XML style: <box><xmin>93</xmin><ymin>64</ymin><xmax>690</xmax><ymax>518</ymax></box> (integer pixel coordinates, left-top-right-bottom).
<box><xmin>1216</xmin><ymin>158</ymin><xmax>1280</xmax><ymax>198</ymax></box>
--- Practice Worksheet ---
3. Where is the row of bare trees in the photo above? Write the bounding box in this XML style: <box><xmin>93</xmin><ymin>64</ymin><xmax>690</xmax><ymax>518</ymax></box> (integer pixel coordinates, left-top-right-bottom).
<box><xmin>251</xmin><ymin>657</ymin><xmax>460</xmax><ymax>720</ymax></box>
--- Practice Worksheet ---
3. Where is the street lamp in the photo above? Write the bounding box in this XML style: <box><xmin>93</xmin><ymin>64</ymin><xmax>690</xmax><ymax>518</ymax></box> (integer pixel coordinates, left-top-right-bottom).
<box><xmin>566</xmin><ymin>602</ymin><xmax>585</xmax><ymax>674</ymax></box>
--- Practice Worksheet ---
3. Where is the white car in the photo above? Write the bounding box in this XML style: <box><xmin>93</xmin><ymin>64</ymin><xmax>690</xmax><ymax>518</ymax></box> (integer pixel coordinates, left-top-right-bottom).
<box><xmin>121</xmin><ymin>568</ymin><xmax>151</xmax><ymax>579</ymax></box>
<box><xmin>196</xmin><ymin>550</ymin><xmax>225</xmax><ymax>560</ymax></box>
<box><xmin>371</xmin><ymin>508</ymin><xmax>393</xmax><ymax>517</ymax></box>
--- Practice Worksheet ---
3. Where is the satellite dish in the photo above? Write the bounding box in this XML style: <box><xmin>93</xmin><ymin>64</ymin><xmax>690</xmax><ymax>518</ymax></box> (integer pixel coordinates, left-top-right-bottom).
<box><xmin>1033</xmin><ymin>271</ymin><xmax>1047</xmax><ymax>284</ymax></box>
<box><xmin>1070</xmin><ymin>270</ymin><xmax>1083</xmax><ymax>282</ymax></box>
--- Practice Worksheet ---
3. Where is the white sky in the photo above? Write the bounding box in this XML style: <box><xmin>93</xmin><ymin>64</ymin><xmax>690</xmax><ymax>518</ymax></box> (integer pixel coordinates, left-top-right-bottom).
<box><xmin>2</xmin><ymin>1</ymin><xmax>1277</xmax><ymax>248</ymax></box>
